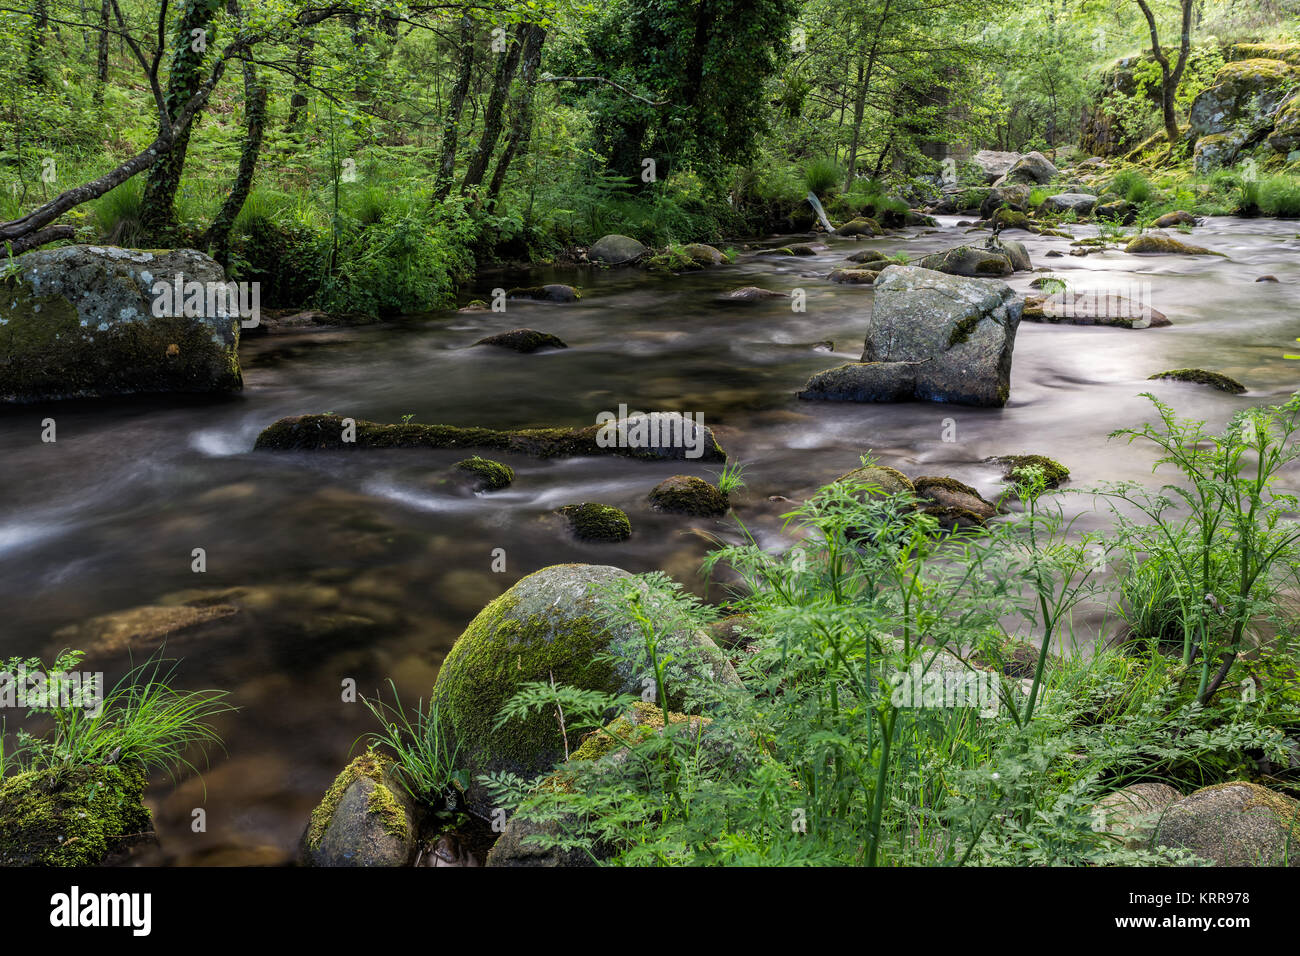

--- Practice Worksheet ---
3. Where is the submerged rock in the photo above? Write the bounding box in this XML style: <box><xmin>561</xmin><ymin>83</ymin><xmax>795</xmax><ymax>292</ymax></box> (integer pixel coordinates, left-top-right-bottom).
<box><xmin>301</xmin><ymin>750</ymin><xmax>417</xmax><ymax>867</ymax></box>
<box><xmin>254</xmin><ymin>413</ymin><xmax>725</xmax><ymax>461</ymax></box>
<box><xmin>846</xmin><ymin>249</ymin><xmax>890</xmax><ymax>265</ymax></box>
<box><xmin>1148</xmin><ymin>368</ymin><xmax>1246</xmax><ymax>393</ymax></box>
<box><xmin>473</xmin><ymin>328</ymin><xmax>568</xmax><ymax>352</ymax></box>
<box><xmin>52</xmin><ymin>603</ymin><xmax>240</xmax><ymax>657</ymax></box>
<box><xmin>1152</xmin><ymin>210</ymin><xmax>1197</xmax><ymax>228</ymax></box>
<box><xmin>648</xmin><ymin>475</ymin><xmax>729</xmax><ymax>516</ymax></box>
<box><xmin>429</xmin><ymin>564</ymin><xmax>740</xmax><ymax>817</ymax></box>
<box><xmin>589</xmin><ymin>234</ymin><xmax>647</xmax><ymax>265</ymax></box>
<box><xmin>1154</xmin><ymin>782</ymin><xmax>1300</xmax><ymax>866</ymax></box>
<box><xmin>559</xmin><ymin>503</ymin><xmax>632</xmax><ymax>541</ymax></box>
<box><xmin>1023</xmin><ymin>292</ymin><xmax>1170</xmax><ymax>328</ymax></box>
<box><xmin>722</xmin><ymin>286</ymin><xmax>789</xmax><ymax>301</ymax></box>
<box><xmin>0</xmin><ymin>763</ymin><xmax>154</xmax><ymax>866</ymax></box>
<box><xmin>0</xmin><ymin>245</ymin><xmax>243</xmax><ymax>402</ymax></box>
<box><xmin>506</xmin><ymin>284</ymin><xmax>580</xmax><ymax>303</ymax></box>
<box><xmin>798</xmin><ymin>265</ymin><xmax>1022</xmax><ymax>407</ymax></box>
<box><xmin>828</xmin><ymin>268</ymin><xmax>880</xmax><ymax>284</ymax></box>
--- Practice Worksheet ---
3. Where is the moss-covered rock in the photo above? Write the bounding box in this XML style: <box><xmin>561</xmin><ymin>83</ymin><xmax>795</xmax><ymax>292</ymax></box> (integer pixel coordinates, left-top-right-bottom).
<box><xmin>454</xmin><ymin>456</ymin><xmax>515</xmax><ymax>490</ymax></box>
<box><xmin>588</xmin><ymin>234</ymin><xmax>647</xmax><ymax>265</ymax></box>
<box><xmin>916</xmin><ymin>244</ymin><xmax>1015</xmax><ymax>277</ymax></box>
<box><xmin>1148</xmin><ymin>368</ymin><xmax>1246</xmax><ymax>393</ymax></box>
<box><xmin>51</xmin><ymin>602</ymin><xmax>240</xmax><ymax>657</ymax></box>
<box><xmin>473</xmin><ymin>328</ymin><xmax>568</xmax><ymax>352</ymax></box>
<box><xmin>1189</xmin><ymin>58</ymin><xmax>1299</xmax><ymax>170</ymax></box>
<box><xmin>559</xmin><ymin>503</ymin><xmax>632</xmax><ymax>541</ymax></box>
<box><xmin>1152</xmin><ymin>210</ymin><xmax>1197</xmax><ymax>228</ymax></box>
<box><xmin>648</xmin><ymin>475</ymin><xmax>729</xmax><ymax>517</ymax></box>
<box><xmin>0</xmin><ymin>245</ymin><xmax>242</xmax><ymax>402</ymax></box>
<box><xmin>1153</xmin><ymin>782</ymin><xmax>1300</xmax><ymax>865</ymax></box>
<box><xmin>505</xmin><ymin>284</ymin><xmax>580</xmax><ymax>303</ymax></box>
<box><xmin>991</xmin><ymin>454</ymin><xmax>1069</xmax><ymax>488</ymax></box>
<box><xmin>1124</xmin><ymin>233</ymin><xmax>1220</xmax><ymax>255</ymax></box>
<box><xmin>429</xmin><ymin>564</ymin><xmax>741</xmax><ymax>817</ymax></box>
<box><xmin>301</xmin><ymin>749</ymin><xmax>416</xmax><ymax>867</ymax></box>
<box><xmin>912</xmin><ymin>475</ymin><xmax>997</xmax><ymax>526</ymax></box>
<box><xmin>846</xmin><ymin>249</ymin><xmax>890</xmax><ymax>265</ymax></box>
<box><xmin>828</xmin><ymin>268</ymin><xmax>881</xmax><ymax>284</ymax></box>
<box><xmin>835</xmin><ymin>464</ymin><xmax>915</xmax><ymax>497</ymax></box>
<box><xmin>0</xmin><ymin>763</ymin><xmax>153</xmax><ymax>866</ymax></box>
<box><xmin>680</xmin><ymin>243</ymin><xmax>725</xmax><ymax>266</ymax></box>
<box><xmin>254</xmin><ymin>413</ymin><xmax>725</xmax><ymax>461</ymax></box>
<box><xmin>1230</xmin><ymin>42</ymin><xmax>1300</xmax><ymax>67</ymax></box>
<box><xmin>834</xmin><ymin>217</ymin><xmax>883</xmax><ymax>237</ymax></box>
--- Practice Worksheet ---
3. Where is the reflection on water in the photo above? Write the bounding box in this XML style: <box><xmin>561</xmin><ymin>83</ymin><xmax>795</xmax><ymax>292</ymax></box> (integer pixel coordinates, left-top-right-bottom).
<box><xmin>1</xmin><ymin>216</ymin><xmax>1297</xmax><ymax>864</ymax></box>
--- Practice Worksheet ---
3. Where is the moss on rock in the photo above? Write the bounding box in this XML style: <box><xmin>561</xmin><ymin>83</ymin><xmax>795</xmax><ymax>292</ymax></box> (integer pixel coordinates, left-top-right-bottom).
<box><xmin>0</xmin><ymin>763</ymin><xmax>153</xmax><ymax>866</ymax></box>
<box><xmin>473</xmin><ymin>328</ymin><xmax>568</xmax><ymax>352</ymax></box>
<box><xmin>1148</xmin><ymin>368</ymin><xmax>1246</xmax><ymax>393</ymax></box>
<box><xmin>559</xmin><ymin>503</ymin><xmax>632</xmax><ymax>541</ymax></box>
<box><xmin>254</xmin><ymin>414</ymin><xmax>725</xmax><ymax>461</ymax></box>
<box><xmin>305</xmin><ymin>748</ymin><xmax>404</xmax><ymax>852</ymax></box>
<box><xmin>991</xmin><ymin>454</ymin><xmax>1069</xmax><ymax>487</ymax></box>
<box><xmin>1124</xmin><ymin>233</ymin><xmax>1220</xmax><ymax>255</ymax></box>
<box><xmin>454</xmin><ymin>456</ymin><xmax>515</xmax><ymax>490</ymax></box>
<box><xmin>648</xmin><ymin>475</ymin><xmax>729</xmax><ymax>516</ymax></box>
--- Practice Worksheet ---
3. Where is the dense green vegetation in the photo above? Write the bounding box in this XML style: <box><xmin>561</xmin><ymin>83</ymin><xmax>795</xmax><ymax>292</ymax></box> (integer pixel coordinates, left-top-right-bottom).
<box><xmin>4</xmin><ymin>0</ymin><xmax>1298</xmax><ymax>315</ymax></box>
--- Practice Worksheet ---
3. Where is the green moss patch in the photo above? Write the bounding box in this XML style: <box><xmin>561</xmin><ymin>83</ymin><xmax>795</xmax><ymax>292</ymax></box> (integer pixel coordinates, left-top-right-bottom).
<box><xmin>306</xmin><ymin>748</ymin><xmax>404</xmax><ymax>851</ymax></box>
<box><xmin>991</xmin><ymin>454</ymin><xmax>1070</xmax><ymax>487</ymax></box>
<box><xmin>1148</xmin><ymin>368</ymin><xmax>1246</xmax><ymax>393</ymax></box>
<box><xmin>454</xmin><ymin>456</ymin><xmax>516</xmax><ymax>490</ymax></box>
<box><xmin>559</xmin><ymin>503</ymin><xmax>632</xmax><ymax>541</ymax></box>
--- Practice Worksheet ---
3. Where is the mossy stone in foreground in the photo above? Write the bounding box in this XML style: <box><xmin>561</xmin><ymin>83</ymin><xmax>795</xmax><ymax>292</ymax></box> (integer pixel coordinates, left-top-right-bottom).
<box><xmin>301</xmin><ymin>749</ymin><xmax>415</xmax><ymax>867</ymax></box>
<box><xmin>1153</xmin><ymin>782</ymin><xmax>1300</xmax><ymax>865</ymax></box>
<box><xmin>0</xmin><ymin>763</ymin><xmax>153</xmax><ymax>866</ymax></box>
<box><xmin>429</xmin><ymin>564</ymin><xmax>740</xmax><ymax>817</ymax></box>
<box><xmin>836</xmin><ymin>464</ymin><xmax>915</xmax><ymax>497</ymax></box>
<box><xmin>648</xmin><ymin>475</ymin><xmax>729</xmax><ymax>517</ymax></box>
<box><xmin>454</xmin><ymin>456</ymin><xmax>515</xmax><ymax>490</ymax></box>
<box><xmin>991</xmin><ymin>454</ymin><xmax>1069</xmax><ymax>487</ymax></box>
<box><xmin>559</xmin><ymin>503</ymin><xmax>632</xmax><ymax>541</ymax></box>
<box><xmin>1148</xmin><ymin>368</ymin><xmax>1246</xmax><ymax>394</ymax></box>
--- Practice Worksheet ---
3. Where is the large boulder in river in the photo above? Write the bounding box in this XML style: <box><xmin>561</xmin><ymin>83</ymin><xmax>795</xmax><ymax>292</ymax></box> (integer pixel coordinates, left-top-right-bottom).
<box><xmin>0</xmin><ymin>245</ymin><xmax>243</xmax><ymax>402</ymax></box>
<box><xmin>1152</xmin><ymin>782</ymin><xmax>1300</xmax><ymax>866</ymax></box>
<box><xmin>969</xmin><ymin>150</ymin><xmax>1021</xmax><ymax>183</ymax></box>
<box><xmin>979</xmin><ymin>183</ymin><xmax>1033</xmax><ymax>218</ymax></box>
<box><xmin>916</xmin><ymin>241</ymin><xmax>1030</xmax><ymax>277</ymax></box>
<box><xmin>994</xmin><ymin>151</ymin><xmax>1058</xmax><ymax>185</ymax></box>
<box><xmin>798</xmin><ymin>265</ymin><xmax>1021</xmax><ymax>407</ymax></box>
<box><xmin>429</xmin><ymin>564</ymin><xmax>741</xmax><ymax>818</ymax></box>
<box><xmin>589</xmin><ymin>234</ymin><xmax>647</xmax><ymax>265</ymax></box>
<box><xmin>1189</xmin><ymin>58</ymin><xmax>1298</xmax><ymax>170</ymax></box>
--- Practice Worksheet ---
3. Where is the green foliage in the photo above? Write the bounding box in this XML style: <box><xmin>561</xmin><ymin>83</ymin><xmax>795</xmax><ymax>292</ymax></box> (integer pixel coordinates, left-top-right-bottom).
<box><xmin>1256</xmin><ymin>175</ymin><xmax>1300</xmax><ymax>217</ymax></box>
<box><xmin>1109</xmin><ymin>168</ymin><xmax>1155</xmax><ymax>205</ymax></box>
<box><xmin>803</xmin><ymin>157</ymin><xmax>843</xmax><ymax>197</ymax></box>
<box><xmin>360</xmin><ymin>679</ymin><xmax>467</xmax><ymax>806</ymax></box>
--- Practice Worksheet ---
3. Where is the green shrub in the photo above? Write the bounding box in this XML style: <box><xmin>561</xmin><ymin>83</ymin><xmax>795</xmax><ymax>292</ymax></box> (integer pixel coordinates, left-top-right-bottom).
<box><xmin>1256</xmin><ymin>175</ymin><xmax>1300</xmax><ymax>218</ymax></box>
<box><xmin>803</xmin><ymin>157</ymin><xmax>843</xmax><ymax>197</ymax></box>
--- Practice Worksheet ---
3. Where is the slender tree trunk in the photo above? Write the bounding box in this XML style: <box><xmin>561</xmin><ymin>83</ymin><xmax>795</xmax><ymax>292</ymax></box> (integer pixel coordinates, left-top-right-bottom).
<box><xmin>204</xmin><ymin>0</ymin><xmax>265</xmax><ymax>269</ymax></box>
<box><xmin>27</xmin><ymin>0</ymin><xmax>50</xmax><ymax>86</ymax></box>
<box><xmin>141</xmin><ymin>0</ymin><xmax>224</xmax><ymax>236</ymax></box>
<box><xmin>1136</xmin><ymin>0</ymin><xmax>1194</xmax><ymax>144</ymax></box>
<box><xmin>94</xmin><ymin>0</ymin><xmax>110</xmax><ymax>102</ymax></box>
<box><xmin>285</xmin><ymin>33</ymin><xmax>315</xmax><ymax>130</ymax></box>
<box><xmin>434</xmin><ymin>12</ymin><xmax>475</xmax><ymax>200</ymax></box>
<box><xmin>461</xmin><ymin>23</ymin><xmax>524</xmax><ymax>192</ymax></box>
<box><xmin>486</xmin><ymin>23</ymin><xmax>546</xmax><ymax>202</ymax></box>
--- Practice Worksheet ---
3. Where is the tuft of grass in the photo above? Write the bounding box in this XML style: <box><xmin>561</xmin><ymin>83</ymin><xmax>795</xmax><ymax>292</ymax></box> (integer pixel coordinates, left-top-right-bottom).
<box><xmin>90</xmin><ymin>178</ymin><xmax>146</xmax><ymax>247</ymax></box>
<box><xmin>1256</xmin><ymin>175</ymin><xmax>1300</xmax><ymax>218</ymax></box>
<box><xmin>710</xmin><ymin>459</ymin><xmax>747</xmax><ymax>496</ymax></box>
<box><xmin>803</xmin><ymin>158</ymin><xmax>843</xmax><ymax>197</ymax></box>
<box><xmin>360</xmin><ymin>679</ymin><xmax>465</xmax><ymax>805</ymax></box>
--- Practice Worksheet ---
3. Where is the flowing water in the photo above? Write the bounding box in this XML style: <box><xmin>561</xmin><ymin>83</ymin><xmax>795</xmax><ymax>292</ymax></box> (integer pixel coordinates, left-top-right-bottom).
<box><xmin>1</xmin><ymin>216</ymin><xmax>1297</xmax><ymax>864</ymax></box>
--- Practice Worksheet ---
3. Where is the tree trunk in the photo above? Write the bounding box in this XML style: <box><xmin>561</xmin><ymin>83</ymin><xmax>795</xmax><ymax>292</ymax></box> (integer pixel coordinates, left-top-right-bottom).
<box><xmin>461</xmin><ymin>23</ymin><xmax>524</xmax><ymax>192</ymax></box>
<box><xmin>285</xmin><ymin>33</ymin><xmax>315</xmax><ymax>130</ymax></box>
<box><xmin>434</xmin><ymin>12</ymin><xmax>475</xmax><ymax>200</ymax></box>
<box><xmin>141</xmin><ymin>0</ymin><xmax>224</xmax><ymax>236</ymax></box>
<box><xmin>94</xmin><ymin>0</ymin><xmax>110</xmax><ymax>103</ymax></box>
<box><xmin>204</xmin><ymin>0</ymin><xmax>265</xmax><ymax>269</ymax></box>
<box><xmin>1136</xmin><ymin>0</ymin><xmax>1195</xmax><ymax>145</ymax></box>
<box><xmin>486</xmin><ymin>23</ymin><xmax>547</xmax><ymax>202</ymax></box>
<box><xmin>27</xmin><ymin>0</ymin><xmax>50</xmax><ymax>86</ymax></box>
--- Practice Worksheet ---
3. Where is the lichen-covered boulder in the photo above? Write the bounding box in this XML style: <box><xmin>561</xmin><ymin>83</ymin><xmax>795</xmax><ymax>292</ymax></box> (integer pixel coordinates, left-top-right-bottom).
<box><xmin>995</xmin><ymin>151</ymin><xmax>1058</xmax><ymax>185</ymax></box>
<box><xmin>1189</xmin><ymin>58</ymin><xmax>1298</xmax><ymax>170</ymax></box>
<box><xmin>430</xmin><ymin>564</ymin><xmax>741</xmax><ymax>818</ymax></box>
<box><xmin>1268</xmin><ymin>93</ymin><xmax>1300</xmax><ymax>154</ymax></box>
<box><xmin>1093</xmin><ymin>782</ymin><xmax>1182</xmax><ymax>850</ymax></box>
<box><xmin>0</xmin><ymin>764</ymin><xmax>154</xmax><ymax>866</ymax></box>
<box><xmin>970</xmin><ymin>150</ymin><xmax>1021</xmax><ymax>183</ymax></box>
<box><xmin>589</xmin><ymin>234</ymin><xmax>647</xmax><ymax>265</ymax></box>
<box><xmin>798</xmin><ymin>265</ymin><xmax>1022</xmax><ymax>407</ymax></box>
<box><xmin>1153</xmin><ymin>782</ymin><xmax>1300</xmax><ymax>866</ymax></box>
<box><xmin>301</xmin><ymin>750</ymin><xmax>417</xmax><ymax>867</ymax></box>
<box><xmin>0</xmin><ymin>245</ymin><xmax>242</xmax><ymax>402</ymax></box>
<box><xmin>648</xmin><ymin>475</ymin><xmax>729</xmax><ymax>516</ymax></box>
<box><xmin>680</xmin><ymin>243</ymin><xmax>725</xmax><ymax>266</ymax></box>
